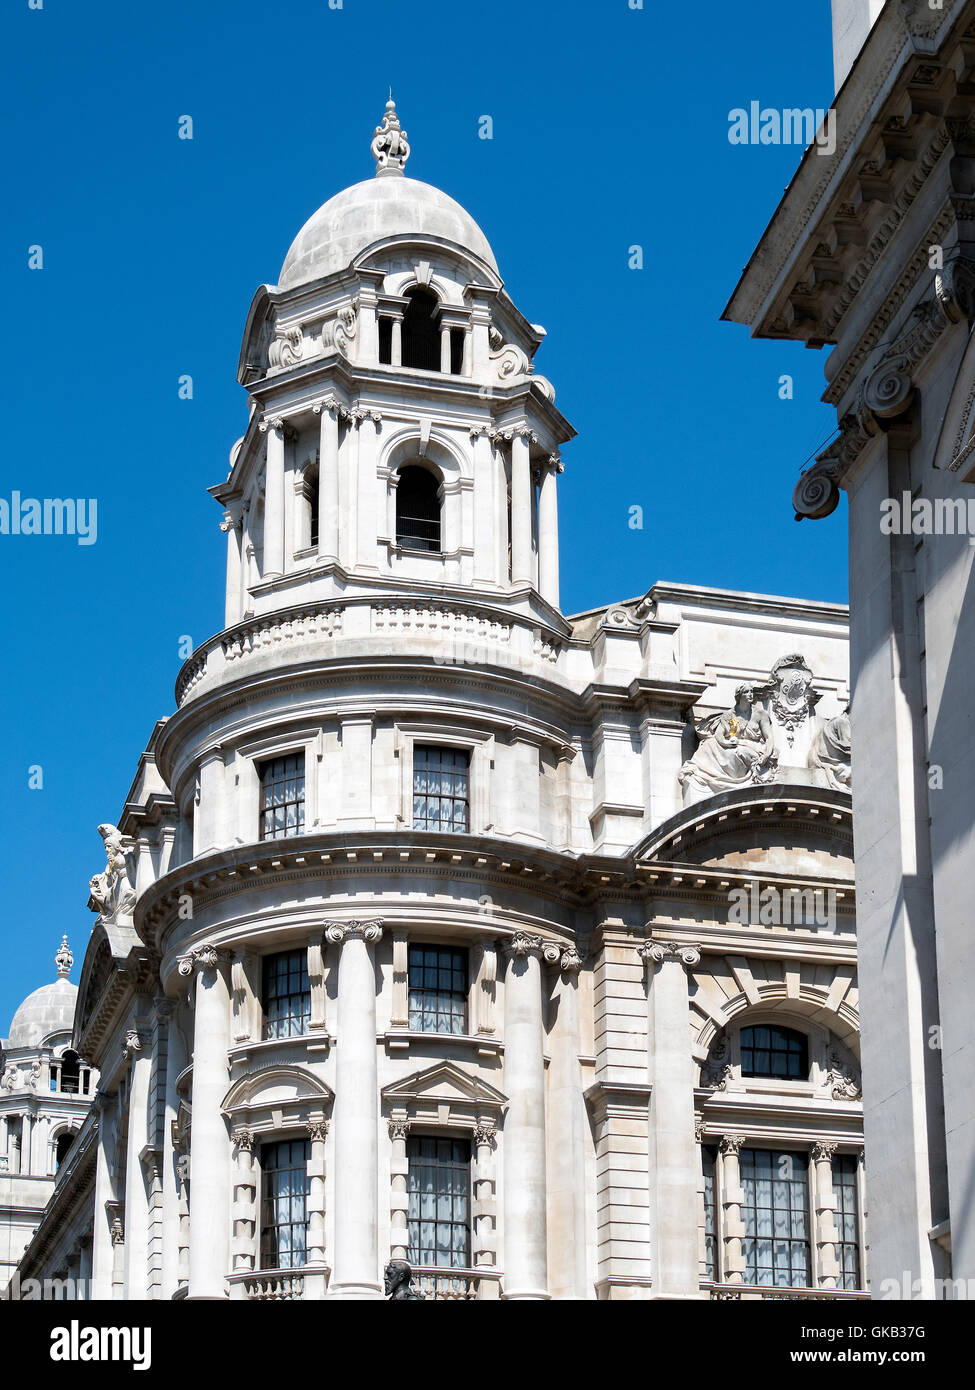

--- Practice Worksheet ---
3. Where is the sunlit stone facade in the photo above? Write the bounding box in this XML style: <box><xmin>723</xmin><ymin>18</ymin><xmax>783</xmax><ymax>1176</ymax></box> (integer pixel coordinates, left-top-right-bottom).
<box><xmin>10</xmin><ymin>104</ymin><xmax>864</xmax><ymax>1302</ymax></box>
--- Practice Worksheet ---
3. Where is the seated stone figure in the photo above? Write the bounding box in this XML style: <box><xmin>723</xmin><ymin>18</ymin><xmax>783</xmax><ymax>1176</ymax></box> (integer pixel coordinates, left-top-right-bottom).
<box><xmin>808</xmin><ymin>703</ymin><xmax>851</xmax><ymax>791</ymax></box>
<box><xmin>678</xmin><ymin>684</ymin><xmax>778</xmax><ymax>806</ymax></box>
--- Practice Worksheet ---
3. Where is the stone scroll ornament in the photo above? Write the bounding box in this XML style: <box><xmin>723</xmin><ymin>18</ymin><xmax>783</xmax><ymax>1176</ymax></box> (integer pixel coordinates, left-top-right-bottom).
<box><xmin>371</xmin><ymin>98</ymin><xmax>410</xmax><ymax>174</ymax></box>
<box><xmin>87</xmin><ymin>823</ymin><xmax>137</xmax><ymax>925</ymax></box>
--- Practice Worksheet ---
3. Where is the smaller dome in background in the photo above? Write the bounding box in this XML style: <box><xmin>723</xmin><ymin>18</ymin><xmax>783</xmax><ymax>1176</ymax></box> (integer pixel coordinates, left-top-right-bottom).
<box><xmin>5</xmin><ymin>937</ymin><xmax>78</xmax><ymax>1049</ymax></box>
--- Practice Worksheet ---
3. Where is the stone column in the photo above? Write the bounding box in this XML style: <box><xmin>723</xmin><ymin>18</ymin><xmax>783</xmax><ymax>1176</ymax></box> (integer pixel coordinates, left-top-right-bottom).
<box><xmin>259</xmin><ymin>416</ymin><xmax>286</xmax><ymax>578</ymax></box>
<box><xmin>719</xmin><ymin>1133</ymin><xmax>747</xmax><ymax>1285</ymax></box>
<box><xmin>313</xmin><ymin>395</ymin><xmax>340</xmax><ymax>564</ymax></box>
<box><xmin>90</xmin><ymin>1093</ymin><xmax>117</xmax><ymax>1300</ymax></box>
<box><xmin>440</xmin><ymin>324</ymin><xmax>452</xmax><ymax>374</ymax></box>
<box><xmin>230</xmin><ymin>1128</ymin><xmax>257</xmax><ymax>1280</ymax></box>
<box><xmin>356</xmin><ymin>410</ymin><xmax>382</xmax><ymax>572</ymax></box>
<box><xmin>472</xmin><ymin>1121</ymin><xmax>499</xmax><ymax>1291</ymax></box>
<box><xmin>326</xmin><ymin>919</ymin><xmax>384</xmax><ymax>1299</ymax></box>
<box><xmin>812</xmin><ymin>1141</ymin><xmax>840</xmax><ymax>1288</ymax></box>
<box><xmin>179</xmin><ymin>944</ymin><xmax>232</xmax><ymax>1299</ymax></box>
<box><xmin>471</xmin><ymin>427</ymin><xmax>498</xmax><ymax>585</ymax></box>
<box><xmin>20</xmin><ymin>1113</ymin><xmax>32</xmax><ymax>1174</ymax></box>
<box><xmin>122</xmin><ymin>1027</ymin><xmax>151</xmax><ymax>1299</ymax></box>
<box><xmin>491</xmin><ymin>431</ymin><xmax>510</xmax><ymax>584</ymax></box>
<box><xmin>306</xmin><ymin>1119</ymin><xmax>329</xmax><ymax>1287</ymax></box>
<box><xmin>388</xmin><ymin>1120</ymin><xmax>410</xmax><ymax>1260</ymax></box>
<box><xmin>510</xmin><ymin>429</ymin><xmax>535</xmax><ymax>586</ymax></box>
<box><xmin>390</xmin><ymin>312</ymin><xmax>403</xmax><ymax>367</ymax></box>
<box><xmin>501</xmin><ymin>932</ymin><xmax>549</xmax><ymax>1299</ymax></box>
<box><xmin>543</xmin><ymin>944</ymin><xmax>586</xmax><ymax>1299</ymax></box>
<box><xmin>640</xmin><ymin>940</ymin><xmax>702</xmax><ymax>1299</ymax></box>
<box><xmin>220</xmin><ymin>510</ymin><xmax>242</xmax><ymax>627</ymax></box>
<box><xmin>537</xmin><ymin>455</ymin><xmax>562</xmax><ymax>609</ymax></box>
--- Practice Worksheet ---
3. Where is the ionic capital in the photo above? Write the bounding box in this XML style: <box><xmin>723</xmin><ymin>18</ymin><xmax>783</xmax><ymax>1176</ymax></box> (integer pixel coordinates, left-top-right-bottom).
<box><xmin>122</xmin><ymin>1029</ymin><xmax>145</xmax><ymax>1061</ymax></box>
<box><xmin>176</xmin><ymin>943</ymin><xmax>233</xmax><ymax>978</ymax></box>
<box><xmin>638</xmin><ymin>940</ymin><xmax>701</xmax><ymax>969</ymax></box>
<box><xmin>541</xmin><ymin>942</ymin><xmax>584</xmax><ymax>974</ymax></box>
<box><xmin>502</xmin><ymin>931</ymin><xmax>544</xmax><ymax>960</ymax></box>
<box><xmin>312</xmin><ymin>394</ymin><xmax>341</xmax><ymax>417</ymax></box>
<box><xmin>324</xmin><ymin>918</ymin><xmax>385</xmax><ymax>946</ymax></box>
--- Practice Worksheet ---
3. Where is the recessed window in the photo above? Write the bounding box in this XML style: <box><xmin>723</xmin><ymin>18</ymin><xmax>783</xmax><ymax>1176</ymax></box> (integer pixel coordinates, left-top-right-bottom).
<box><xmin>740</xmin><ymin>1025</ymin><xmax>808</xmax><ymax>1080</ymax></box>
<box><xmin>401</xmin><ymin>287</ymin><xmax>440</xmax><ymax>371</ymax></box>
<box><xmin>407</xmin><ymin>1136</ymin><xmax>471</xmax><ymax>1269</ymax></box>
<box><xmin>55</xmin><ymin>1132</ymin><xmax>74</xmax><ymax>1171</ymax></box>
<box><xmin>395</xmin><ymin>466</ymin><xmax>441</xmax><ymax>552</ymax></box>
<box><xmin>259</xmin><ymin>753</ymin><xmax>305</xmax><ymax>841</ymax></box>
<box><xmin>260</xmin><ymin>1138</ymin><xmax>310</xmax><ymax>1271</ymax></box>
<box><xmin>740</xmin><ymin>1148</ymin><xmax>811</xmax><ymax>1288</ymax></box>
<box><xmin>378</xmin><ymin>316</ymin><xmax>393</xmax><ymax>365</ymax></box>
<box><xmin>408</xmin><ymin>945</ymin><xmax>467</xmax><ymax>1034</ymax></box>
<box><xmin>449</xmin><ymin>328</ymin><xmax>465</xmax><ymax>375</ymax></box>
<box><xmin>412</xmin><ymin>745</ymin><xmax>470</xmax><ymax>832</ymax></box>
<box><xmin>262</xmin><ymin>950</ymin><xmax>311</xmax><ymax>1040</ymax></box>
<box><xmin>833</xmin><ymin>1155</ymin><xmax>861</xmax><ymax>1290</ymax></box>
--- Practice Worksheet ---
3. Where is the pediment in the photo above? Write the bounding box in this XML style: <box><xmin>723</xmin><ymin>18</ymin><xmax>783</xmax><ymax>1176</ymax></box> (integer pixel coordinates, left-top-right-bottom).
<box><xmin>222</xmin><ymin>1063</ymin><xmax>334</xmax><ymax>1116</ymax></box>
<box><xmin>633</xmin><ymin>785</ymin><xmax>854</xmax><ymax>879</ymax></box>
<box><xmin>382</xmin><ymin>1060</ymin><xmax>507</xmax><ymax>1109</ymax></box>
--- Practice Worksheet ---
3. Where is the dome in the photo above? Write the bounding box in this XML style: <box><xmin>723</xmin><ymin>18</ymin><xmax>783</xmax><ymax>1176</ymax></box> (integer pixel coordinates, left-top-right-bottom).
<box><xmin>7</xmin><ymin>979</ymin><xmax>77</xmax><ymax>1049</ymax></box>
<box><xmin>279</xmin><ymin>177</ymin><xmax>498</xmax><ymax>289</ymax></box>
<box><xmin>277</xmin><ymin>100</ymin><xmax>497</xmax><ymax>289</ymax></box>
<box><xmin>5</xmin><ymin>936</ymin><xmax>77</xmax><ymax>1049</ymax></box>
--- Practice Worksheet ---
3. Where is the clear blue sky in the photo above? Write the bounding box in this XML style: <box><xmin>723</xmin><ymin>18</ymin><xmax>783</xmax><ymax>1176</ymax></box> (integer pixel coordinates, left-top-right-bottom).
<box><xmin>0</xmin><ymin>0</ymin><xmax>845</xmax><ymax>1029</ymax></box>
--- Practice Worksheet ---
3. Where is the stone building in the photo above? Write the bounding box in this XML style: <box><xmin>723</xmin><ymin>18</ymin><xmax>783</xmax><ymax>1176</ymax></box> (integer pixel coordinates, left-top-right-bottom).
<box><xmin>0</xmin><ymin>938</ymin><xmax>95</xmax><ymax>1290</ymax></box>
<box><xmin>725</xmin><ymin>0</ymin><xmax>975</xmax><ymax>1297</ymax></box>
<box><xmin>11</xmin><ymin>102</ymin><xmax>863</xmax><ymax>1301</ymax></box>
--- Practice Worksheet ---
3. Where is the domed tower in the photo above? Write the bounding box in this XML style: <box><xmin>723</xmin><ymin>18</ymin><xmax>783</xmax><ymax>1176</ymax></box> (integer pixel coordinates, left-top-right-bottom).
<box><xmin>0</xmin><ymin>938</ymin><xmax>95</xmax><ymax>1290</ymax></box>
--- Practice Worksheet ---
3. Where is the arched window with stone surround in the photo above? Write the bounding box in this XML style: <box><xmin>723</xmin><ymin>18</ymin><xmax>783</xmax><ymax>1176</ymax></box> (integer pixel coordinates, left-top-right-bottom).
<box><xmin>401</xmin><ymin>287</ymin><xmax>441</xmax><ymax>371</ymax></box>
<box><xmin>395</xmin><ymin>464</ymin><xmax>442</xmax><ymax>552</ymax></box>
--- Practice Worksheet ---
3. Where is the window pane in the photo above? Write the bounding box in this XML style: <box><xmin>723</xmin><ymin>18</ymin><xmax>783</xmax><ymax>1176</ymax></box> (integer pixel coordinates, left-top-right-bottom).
<box><xmin>408</xmin><ymin>944</ymin><xmax>468</xmax><ymax>1034</ymax></box>
<box><xmin>740</xmin><ymin>1025</ymin><xmax>808</xmax><ymax>1080</ymax></box>
<box><xmin>741</xmin><ymin>1148</ymin><xmax>810</xmax><ymax>1288</ymax></box>
<box><xmin>262</xmin><ymin>950</ymin><xmax>312</xmax><ymax>1040</ymax></box>
<box><xmin>260</xmin><ymin>1139</ymin><xmax>310</xmax><ymax>1271</ymax></box>
<box><xmin>259</xmin><ymin>754</ymin><xmax>306</xmax><ymax>842</ymax></box>
<box><xmin>406</xmin><ymin>1136</ymin><xmax>471</xmax><ymax>1268</ymax></box>
<box><xmin>412</xmin><ymin>746</ymin><xmax>470</xmax><ymax>833</ymax></box>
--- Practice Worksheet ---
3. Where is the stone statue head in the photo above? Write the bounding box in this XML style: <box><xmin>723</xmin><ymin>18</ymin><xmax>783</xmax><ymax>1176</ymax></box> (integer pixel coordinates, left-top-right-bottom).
<box><xmin>384</xmin><ymin>1259</ymin><xmax>413</xmax><ymax>1298</ymax></box>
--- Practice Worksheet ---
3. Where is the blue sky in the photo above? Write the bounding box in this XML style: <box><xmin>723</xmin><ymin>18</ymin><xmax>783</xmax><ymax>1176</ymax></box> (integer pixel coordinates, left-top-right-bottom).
<box><xmin>0</xmin><ymin>0</ymin><xmax>845</xmax><ymax>1027</ymax></box>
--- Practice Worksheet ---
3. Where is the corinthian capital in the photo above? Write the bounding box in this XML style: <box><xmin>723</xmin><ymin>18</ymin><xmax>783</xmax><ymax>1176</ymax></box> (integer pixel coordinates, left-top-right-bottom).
<box><xmin>638</xmin><ymin>940</ymin><xmax>701</xmax><ymax>969</ymax></box>
<box><xmin>719</xmin><ymin>1133</ymin><xmax>746</xmax><ymax>1156</ymax></box>
<box><xmin>324</xmin><ymin>918</ymin><xmax>385</xmax><ymax>945</ymax></box>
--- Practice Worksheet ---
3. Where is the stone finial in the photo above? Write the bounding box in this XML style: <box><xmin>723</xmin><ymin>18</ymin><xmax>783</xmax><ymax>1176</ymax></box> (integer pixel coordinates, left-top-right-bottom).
<box><xmin>55</xmin><ymin>935</ymin><xmax>73</xmax><ymax>978</ymax></box>
<box><xmin>371</xmin><ymin>97</ymin><xmax>410</xmax><ymax>176</ymax></box>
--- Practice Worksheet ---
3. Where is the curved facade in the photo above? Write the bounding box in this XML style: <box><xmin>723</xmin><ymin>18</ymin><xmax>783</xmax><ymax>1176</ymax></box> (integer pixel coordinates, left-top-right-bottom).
<box><xmin>12</xmin><ymin>102</ymin><xmax>864</xmax><ymax>1302</ymax></box>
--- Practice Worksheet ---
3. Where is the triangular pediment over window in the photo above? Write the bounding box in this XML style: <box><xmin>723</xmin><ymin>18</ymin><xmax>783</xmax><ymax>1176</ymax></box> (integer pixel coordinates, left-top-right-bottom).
<box><xmin>382</xmin><ymin>1060</ymin><xmax>506</xmax><ymax>1112</ymax></box>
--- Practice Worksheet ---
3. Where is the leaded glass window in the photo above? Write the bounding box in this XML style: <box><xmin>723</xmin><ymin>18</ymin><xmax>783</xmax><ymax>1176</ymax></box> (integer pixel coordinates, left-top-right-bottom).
<box><xmin>260</xmin><ymin>1139</ymin><xmax>310</xmax><ymax>1270</ymax></box>
<box><xmin>833</xmin><ymin>1154</ymin><xmax>862</xmax><ymax>1290</ymax></box>
<box><xmin>262</xmin><ymin>950</ymin><xmax>311</xmax><ymax>1040</ymax></box>
<box><xmin>412</xmin><ymin>745</ymin><xmax>469</xmax><ymax>833</ymax></box>
<box><xmin>741</xmin><ymin>1148</ymin><xmax>811</xmax><ymax>1288</ymax></box>
<box><xmin>408</xmin><ymin>945</ymin><xmax>467</xmax><ymax>1034</ymax></box>
<box><xmin>740</xmin><ymin>1025</ymin><xmax>808</xmax><ymax>1080</ymax></box>
<box><xmin>259</xmin><ymin>753</ymin><xmax>305</xmax><ymax>841</ymax></box>
<box><xmin>407</xmin><ymin>1136</ymin><xmax>471</xmax><ymax>1269</ymax></box>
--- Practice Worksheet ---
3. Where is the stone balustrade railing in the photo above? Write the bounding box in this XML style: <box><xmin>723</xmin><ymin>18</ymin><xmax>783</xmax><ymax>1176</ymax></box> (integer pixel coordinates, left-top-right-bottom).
<box><xmin>705</xmin><ymin>1281</ymin><xmax>868</xmax><ymax>1301</ymax></box>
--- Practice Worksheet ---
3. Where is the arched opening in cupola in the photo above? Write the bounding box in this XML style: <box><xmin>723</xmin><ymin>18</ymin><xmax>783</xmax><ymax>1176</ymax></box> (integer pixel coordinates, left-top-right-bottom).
<box><xmin>55</xmin><ymin>1131</ymin><xmax>75</xmax><ymax>1171</ymax></box>
<box><xmin>396</xmin><ymin>464</ymin><xmax>442</xmax><ymax>552</ymax></box>
<box><xmin>401</xmin><ymin>287</ymin><xmax>441</xmax><ymax>371</ymax></box>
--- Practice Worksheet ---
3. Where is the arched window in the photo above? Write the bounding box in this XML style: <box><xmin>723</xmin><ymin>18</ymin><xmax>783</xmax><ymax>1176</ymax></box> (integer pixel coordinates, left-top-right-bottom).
<box><xmin>401</xmin><ymin>288</ymin><xmax>441</xmax><ymax>371</ymax></box>
<box><xmin>58</xmin><ymin>1050</ymin><xmax>81</xmax><ymax>1095</ymax></box>
<box><xmin>396</xmin><ymin>466</ymin><xmax>442</xmax><ymax>552</ymax></box>
<box><xmin>55</xmin><ymin>1131</ymin><xmax>75</xmax><ymax>1171</ymax></box>
<box><xmin>740</xmin><ymin>1025</ymin><xmax>808</xmax><ymax>1079</ymax></box>
<box><xmin>301</xmin><ymin>466</ymin><xmax>319</xmax><ymax>551</ymax></box>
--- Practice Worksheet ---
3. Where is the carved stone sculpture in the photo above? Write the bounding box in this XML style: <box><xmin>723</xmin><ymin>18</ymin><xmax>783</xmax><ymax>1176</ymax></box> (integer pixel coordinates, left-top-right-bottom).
<box><xmin>809</xmin><ymin>703</ymin><xmax>852</xmax><ymax>791</ymax></box>
<box><xmin>678</xmin><ymin>684</ymin><xmax>778</xmax><ymax>806</ymax></box>
<box><xmin>371</xmin><ymin>98</ymin><xmax>410</xmax><ymax>174</ymax></box>
<box><xmin>88</xmin><ymin>823</ymin><xmax>137</xmax><ymax>925</ymax></box>
<box><xmin>384</xmin><ymin>1259</ymin><xmax>424</xmax><ymax>1300</ymax></box>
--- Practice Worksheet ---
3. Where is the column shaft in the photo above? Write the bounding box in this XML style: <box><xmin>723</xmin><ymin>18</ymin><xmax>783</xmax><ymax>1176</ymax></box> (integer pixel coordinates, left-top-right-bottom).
<box><xmin>502</xmin><ymin>941</ymin><xmax>548</xmax><ymax>1298</ymax></box>
<box><xmin>123</xmin><ymin>1038</ymin><xmax>152</xmax><ymax>1298</ymax></box>
<box><xmin>537</xmin><ymin>462</ymin><xmax>561</xmax><ymax>608</ymax></box>
<box><xmin>262</xmin><ymin>419</ymin><xmax>285</xmax><ymax>578</ymax></box>
<box><xmin>186</xmin><ymin>953</ymin><xmax>231</xmax><ymax>1299</ymax></box>
<box><xmin>316</xmin><ymin>400</ymin><xmax>340</xmax><ymax>563</ymax></box>
<box><xmin>510</xmin><ymin>432</ymin><xmax>533</xmax><ymax>585</ymax></box>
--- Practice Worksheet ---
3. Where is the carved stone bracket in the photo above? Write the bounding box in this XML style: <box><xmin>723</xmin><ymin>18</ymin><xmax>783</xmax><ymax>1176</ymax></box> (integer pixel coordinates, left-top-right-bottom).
<box><xmin>795</xmin><ymin>255</ymin><xmax>975</xmax><ymax>521</ymax></box>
